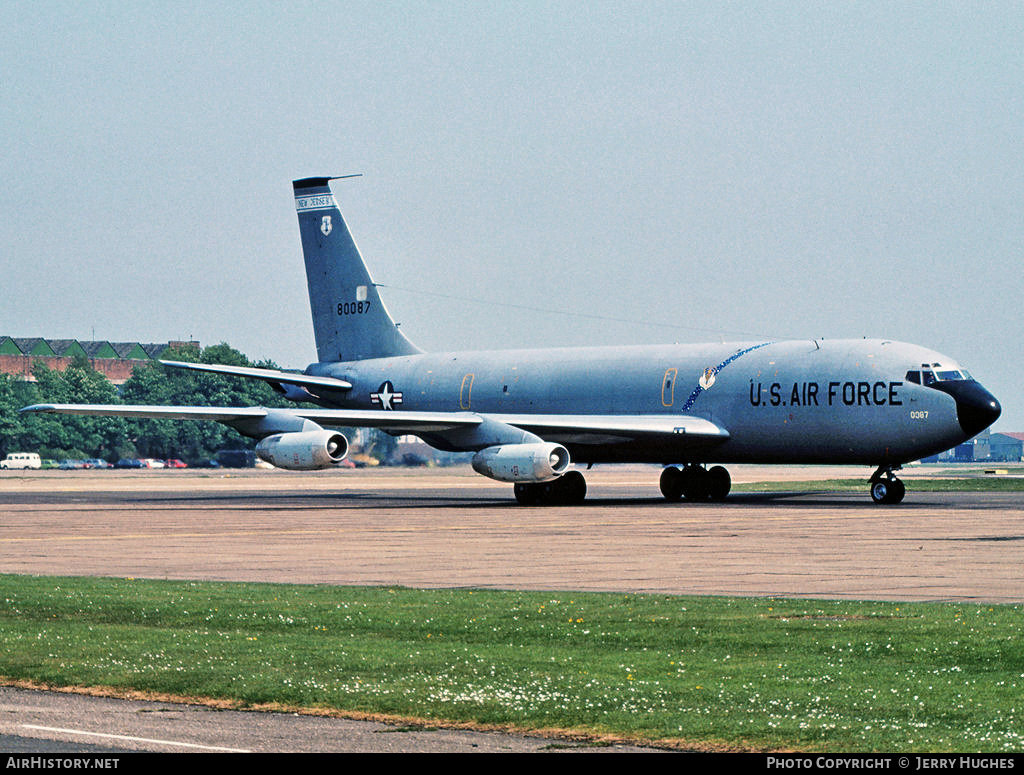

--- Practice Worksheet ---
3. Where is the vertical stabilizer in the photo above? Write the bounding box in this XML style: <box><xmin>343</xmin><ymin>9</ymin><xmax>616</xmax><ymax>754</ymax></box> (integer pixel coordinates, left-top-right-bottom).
<box><xmin>293</xmin><ymin>177</ymin><xmax>421</xmax><ymax>363</ymax></box>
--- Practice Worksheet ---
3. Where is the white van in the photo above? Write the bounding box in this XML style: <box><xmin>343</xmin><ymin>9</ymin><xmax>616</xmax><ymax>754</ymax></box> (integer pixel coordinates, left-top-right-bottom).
<box><xmin>0</xmin><ymin>453</ymin><xmax>42</xmax><ymax>470</ymax></box>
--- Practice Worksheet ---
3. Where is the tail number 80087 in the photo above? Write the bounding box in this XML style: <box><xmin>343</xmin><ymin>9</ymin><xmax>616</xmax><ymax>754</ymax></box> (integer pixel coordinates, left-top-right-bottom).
<box><xmin>338</xmin><ymin>300</ymin><xmax>371</xmax><ymax>316</ymax></box>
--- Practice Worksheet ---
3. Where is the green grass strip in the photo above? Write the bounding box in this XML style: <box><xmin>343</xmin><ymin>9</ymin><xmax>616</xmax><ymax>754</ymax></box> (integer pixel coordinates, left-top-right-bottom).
<box><xmin>1</xmin><ymin>574</ymin><xmax>1022</xmax><ymax>752</ymax></box>
<box><xmin>736</xmin><ymin>478</ymin><xmax>1024</xmax><ymax>493</ymax></box>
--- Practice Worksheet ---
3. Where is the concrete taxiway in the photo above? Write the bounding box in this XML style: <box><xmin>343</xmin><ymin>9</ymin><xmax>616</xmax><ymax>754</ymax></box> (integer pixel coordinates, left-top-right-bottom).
<box><xmin>1</xmin><ymin>465</ymin><xmax>1022</xmax><ymax>602</ymax></box>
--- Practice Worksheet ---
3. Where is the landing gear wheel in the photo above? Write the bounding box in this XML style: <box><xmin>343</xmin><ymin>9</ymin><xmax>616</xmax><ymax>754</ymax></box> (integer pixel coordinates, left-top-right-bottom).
<box><xmin>553</xmin><ymin>470</ymin><xmax>587</xmax><ymax>505</ymax></box>
<box><xmin>869</xmin><ymin>469</ymin><xmax>906</xmax><ymax>505</ymax></box>
<box><xmin>707</xmin><ymin>466</ymin><xmax>731</xmax><ymax>501</ymax></box>
<box><xmin>514</xmin><ymin>482</ymin><xmax>541</xmax><ymax>505</ymax></box>
<box><xmin>664</xmin><ymin>465</ymin><xmax>733</xmax><ymax>502</ymax></box>
<box><xmin>660</xmin><ymin>466</ymin><xmax>683</xmax><ymax>501</ymax></box>
<box><xmin>680</xmin><ymin>465</ymin><xmax>709</xmax><ymax>501</ymax></box>
<box><xmin>513</xmin><ymin>471</ymin><xmax>587</xmax><ymax>506</ymax></box>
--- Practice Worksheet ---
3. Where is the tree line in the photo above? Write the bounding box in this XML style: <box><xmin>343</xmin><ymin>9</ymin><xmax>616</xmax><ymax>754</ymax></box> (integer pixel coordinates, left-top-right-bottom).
<box><xmin>0</xmin><ymin>343</ymin><xmax>357</xmax><ymax>463</ymax></box>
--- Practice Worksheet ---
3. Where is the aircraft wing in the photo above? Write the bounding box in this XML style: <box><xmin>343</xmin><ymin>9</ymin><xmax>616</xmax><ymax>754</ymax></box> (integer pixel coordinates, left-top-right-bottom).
<box><xmin>20</xmin><ymin>404</ymin><xmax>483</xmax><ymax>434</ymax></box>
<box><xmin>159</xmin><ymin>360</ymin><xmax>353</xmax><ymax>392</ymax></box>
<box><xmin>21</xmin><ymin>404</ymin><xmax>274</xmax><ymax>422</ymax></box>
<box><xmin>21</xmin><ymin>405</ymin><xmax>725</xmax><ymax>444</ymax></box>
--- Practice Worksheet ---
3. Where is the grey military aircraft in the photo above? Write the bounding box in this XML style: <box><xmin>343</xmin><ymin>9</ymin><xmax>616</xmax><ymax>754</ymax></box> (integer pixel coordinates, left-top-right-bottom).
<box><xmin>24</xmin><ymin>177</ymin><xmax>1002</xmax><ymax>505</ymax></box>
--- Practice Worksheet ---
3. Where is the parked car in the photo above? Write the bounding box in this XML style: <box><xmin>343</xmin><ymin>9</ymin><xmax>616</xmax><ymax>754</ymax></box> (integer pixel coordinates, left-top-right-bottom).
<box><xmin>141</xmin><ymin>459</ymin><xmax>165</xmax><ymax>468</ymax></box>
<box><xmin>84</xmin><ymin>458</ymin><xmax>113</xmax><ymax>469</ymax></box>
<box><xmin>1</xmin><ymin>453</ymin><xmax>41</xmax><ymax>470</ymax></box>
<box><xmin>115</xmin><ymin>458</ymin><xmax>144</xmax><ymax>469</ymax></box>
<box><xmin>164</xmin><ymin>459</ymin><xmax>188</xmax><ymax>468</ymax></box>
<box><xmin>58</xmin><ymin>459</ymin><xmax>87</xmax><ymax>470</ymax></box>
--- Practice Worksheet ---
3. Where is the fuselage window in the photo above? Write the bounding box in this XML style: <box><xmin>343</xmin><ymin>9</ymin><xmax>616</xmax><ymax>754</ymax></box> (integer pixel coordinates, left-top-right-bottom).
<box><xmin>905</xmin><ymin>371</ymin><xmax>921</xmax><ymax>384</ymax></box>
<box><xmin>921</xmin><ymin>370</ymin><xmax>937</xmax><ymax>386</ymax></box>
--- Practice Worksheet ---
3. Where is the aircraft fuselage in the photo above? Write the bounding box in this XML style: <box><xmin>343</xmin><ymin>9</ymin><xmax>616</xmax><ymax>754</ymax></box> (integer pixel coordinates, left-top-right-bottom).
<box><xmin>308</xmin><ymin>337</ymin><xmax>984</xmax><ymax>466</ymax></box>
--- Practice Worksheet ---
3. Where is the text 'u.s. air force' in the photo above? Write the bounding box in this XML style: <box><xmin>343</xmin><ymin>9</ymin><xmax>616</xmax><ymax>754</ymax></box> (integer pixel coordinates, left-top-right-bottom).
<box><xmin>750</xmin><ymin>381</ymin><xmax>903</xmax><ymax>408</ymax></box>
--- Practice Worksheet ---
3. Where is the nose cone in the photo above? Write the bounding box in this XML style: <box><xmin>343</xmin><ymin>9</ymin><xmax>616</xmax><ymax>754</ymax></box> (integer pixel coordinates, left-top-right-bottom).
<box><xmin>932</xmin><ymin>380</ymin><xmax>1002</xmax><ymax>437</ymax></box>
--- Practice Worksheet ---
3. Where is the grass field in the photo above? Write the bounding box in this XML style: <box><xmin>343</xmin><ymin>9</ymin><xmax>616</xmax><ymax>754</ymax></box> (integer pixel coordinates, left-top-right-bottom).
<box><xmin>2</xmin><ymin>574</ymin><xmax>1023</xmax><ymax>752</ymax></box>
<box><xmin>735</xmin><ymin>477</ymin><xmax>1024</xmax><ymax>493</ymax></box>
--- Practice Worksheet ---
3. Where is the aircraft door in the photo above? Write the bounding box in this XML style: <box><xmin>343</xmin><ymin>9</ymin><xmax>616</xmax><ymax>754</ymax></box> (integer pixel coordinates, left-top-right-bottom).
<box><xmin>662</xmin><ymin>368</ymin><xmax>677</xmax><ymax>407</ymax></box>
<box><xmin>460</xmin><ymin>373</ymin><xmax>474</xmax><ymax>410</ymax></box>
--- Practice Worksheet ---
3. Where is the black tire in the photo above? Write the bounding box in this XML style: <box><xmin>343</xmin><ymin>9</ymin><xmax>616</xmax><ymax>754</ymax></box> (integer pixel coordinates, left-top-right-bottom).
<box><xmin>660</xmin><ymin>466</ymin><xmax>683</xmax><ymax>501</ymax></box>
<box><xmin>681</xmin><ymin>466</ymin><xmax>709</xmax><ymax>501</ymax></box>
<box><xmin>514</xmin><ymin>482</ymin><xmax>540</xmax><ymax>505</ymax></box>
<box><xmin>870</xmin><ymin>478</ymin><xmax>905</xmax><ymax>505</ymax></box>
<box><xmin>707</xmin><ymin>466</ymin><xmax>731</xmax><ymax>501</ymax></box>
<box><xmin>515</xmin><ymin>473</ymin><xmax>587</xmax><ymax>506</ymax></box>
<box><xmin>886</xmin><ymin>478</ymin><xmax>906</xmax><ymax>504</ymax></box>
<box><xmin>554</xmin><ymin>470</ymin><xmax>587</xmax><ymax>505</ymax></box>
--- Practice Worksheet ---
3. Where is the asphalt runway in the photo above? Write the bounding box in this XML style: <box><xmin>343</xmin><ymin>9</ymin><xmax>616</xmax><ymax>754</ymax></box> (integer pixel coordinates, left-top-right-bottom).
<box><xmin>0</xmin><ymin>684</ymin><xmax>658</xmax><ymax>753</ymax></box>
<box><xmin>1</xmin><ymin>465</ymin><xmax>1022</xmax><ymax>753</ymax></box>
<box><xmin>1</xmin><ymin>466</ymin><xmax>1022</xmax><ymax>602</ymax></box>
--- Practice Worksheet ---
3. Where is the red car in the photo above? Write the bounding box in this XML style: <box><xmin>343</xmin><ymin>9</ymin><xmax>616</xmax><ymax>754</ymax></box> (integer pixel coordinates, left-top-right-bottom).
<box><xmin>164</xmin><ymin>459</ymin><xmax>188</xmax><ymax>468</ymax></box>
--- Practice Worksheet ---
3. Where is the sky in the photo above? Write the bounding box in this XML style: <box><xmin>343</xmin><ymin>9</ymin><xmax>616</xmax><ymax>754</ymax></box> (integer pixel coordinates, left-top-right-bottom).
<box><xmin>2</xmin><ymin>1</ymin><xmax>1021</xmax><ymax>429</ymax></box>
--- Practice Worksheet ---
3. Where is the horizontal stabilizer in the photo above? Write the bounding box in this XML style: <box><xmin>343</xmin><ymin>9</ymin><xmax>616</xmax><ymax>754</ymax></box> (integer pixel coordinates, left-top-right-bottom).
<box><xmin>159</xmin><ymin>360</ymin><xmax>353</xmax><ymax>391</ymax></box>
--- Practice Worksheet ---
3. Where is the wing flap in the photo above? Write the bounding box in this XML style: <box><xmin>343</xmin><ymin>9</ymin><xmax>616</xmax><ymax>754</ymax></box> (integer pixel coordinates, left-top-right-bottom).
<box><xmin>288</xmin><ymin>408</ymin><xmax>483</xmax><ymax>433</ymax></box>
<box><xmin>490</xmin><ymin>414</ymin><xmax>730</xmax><ymax>444</ymax></box>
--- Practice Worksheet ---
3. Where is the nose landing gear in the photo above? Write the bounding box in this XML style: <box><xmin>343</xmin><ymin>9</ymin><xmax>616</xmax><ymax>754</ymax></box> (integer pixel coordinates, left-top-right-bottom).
<box><xmin>870</xmin><ymin>465</ymin><xmax>906</xmax><ymax>504</ymax></box>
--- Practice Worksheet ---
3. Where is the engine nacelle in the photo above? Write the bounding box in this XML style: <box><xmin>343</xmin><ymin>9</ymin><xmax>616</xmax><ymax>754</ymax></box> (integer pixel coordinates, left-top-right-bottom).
<box><xmin>255</xmin><ymin>430</ymin><xmax>349</xmax><ymax>470</ymax></box>
<box><xmin>471</xmin><ymin>442</ymin><xmax>571</xmax><ymax>483</ymax></box>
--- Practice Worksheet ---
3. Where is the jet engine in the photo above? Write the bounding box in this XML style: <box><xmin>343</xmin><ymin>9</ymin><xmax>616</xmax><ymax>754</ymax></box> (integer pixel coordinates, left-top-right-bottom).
<box><xmin>471</xmin><ymin>442</ymin><xmax>571</xmax><ymax>483</ymax></box>
<box><xmin>255</xmin><ymin>430</ymin><xmax>349</xmax><ymax>470</ymax></box>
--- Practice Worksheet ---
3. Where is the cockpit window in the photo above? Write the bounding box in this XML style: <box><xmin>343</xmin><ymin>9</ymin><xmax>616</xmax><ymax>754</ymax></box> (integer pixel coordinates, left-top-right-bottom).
<box><xmin>906</xmin><ymin>368</ymin><xmax>972</xmax><ymax>385</ymax></box>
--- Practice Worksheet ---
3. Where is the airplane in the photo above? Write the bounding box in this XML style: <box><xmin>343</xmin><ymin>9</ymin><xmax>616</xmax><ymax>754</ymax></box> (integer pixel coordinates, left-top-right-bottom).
<box><xmin>23</xmin><ymin>177</ymin><xmax>1002</xmax><ymax>505</ymax></box>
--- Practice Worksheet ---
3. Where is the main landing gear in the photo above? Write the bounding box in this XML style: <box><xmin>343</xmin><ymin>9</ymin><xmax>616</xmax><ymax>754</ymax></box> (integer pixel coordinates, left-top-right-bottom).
<box><xmin>869</xmin><ymin>465</ymin><xmax>906</xmax><ymax>505</ymax></box>
<box><xmin>659</xmin><ymin>465</ymin><xmax>731</xmax><ymax>502</ymax></box>
<box><xmin>513</xmin><ymin>470</ymin><xmax>588</xmax><ymax>506</ymax></box>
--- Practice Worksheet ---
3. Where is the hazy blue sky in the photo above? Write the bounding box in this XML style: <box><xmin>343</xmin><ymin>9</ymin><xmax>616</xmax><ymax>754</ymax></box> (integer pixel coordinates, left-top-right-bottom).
<box><xmin>2</xmin><ymin>2</ymin><xmax>1021</xmax><ymax>428</ymax></box>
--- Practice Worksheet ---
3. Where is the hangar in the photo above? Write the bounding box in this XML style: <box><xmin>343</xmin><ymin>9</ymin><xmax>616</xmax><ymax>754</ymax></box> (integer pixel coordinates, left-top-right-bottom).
<box><xmin>990</xmin><ymin>432</ymin><xmax>1024</xmax><ymax>463</ymax></box>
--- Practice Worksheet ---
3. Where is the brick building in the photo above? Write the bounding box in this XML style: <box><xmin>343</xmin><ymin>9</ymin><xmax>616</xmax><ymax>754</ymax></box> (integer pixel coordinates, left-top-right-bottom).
<box><xmin>0</xmin><ymin>337</ymin><xmax>199</xmax><ymax>384</ymax></box>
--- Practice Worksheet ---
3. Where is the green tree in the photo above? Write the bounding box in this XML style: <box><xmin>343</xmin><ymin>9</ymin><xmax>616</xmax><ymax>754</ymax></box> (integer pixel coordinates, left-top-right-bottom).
<box><xmin>2</xmin><ymin>343</ymin><xmax>354</xmax><ymax>465</ymax></box>
<box><xmin>17</xmin><ymin>359</ymin><xmax>130</xmax><ymax>460</ymax></box>
<box><xmin>0</xmin><ymin>373</ymin><xmax>27</xmax><ymax>457</ymax></box>
<box><xmin>120</xmin><ymin>343</ymin><xmax>298</xmax><ymax>462</ymax></box>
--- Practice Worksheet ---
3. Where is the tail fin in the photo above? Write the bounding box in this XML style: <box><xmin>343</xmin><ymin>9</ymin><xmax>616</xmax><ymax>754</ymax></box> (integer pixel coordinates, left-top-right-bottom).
<box><xmin>293</xmin><ymin>177</ymin><xmax>421</xmax><ymax>363</ymax></box>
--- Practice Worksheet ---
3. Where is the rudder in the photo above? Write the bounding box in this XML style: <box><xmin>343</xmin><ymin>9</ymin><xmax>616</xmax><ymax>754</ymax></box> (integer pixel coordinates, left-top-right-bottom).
<box><xmin>293</xmin><ymin>177</ymin><xmax>421</xmax><ymax>363</ymax></box>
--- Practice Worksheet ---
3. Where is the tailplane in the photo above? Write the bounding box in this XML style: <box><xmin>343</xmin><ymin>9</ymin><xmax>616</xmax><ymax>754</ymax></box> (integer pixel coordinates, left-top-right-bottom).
<box><xmin>293</xmin><ymin>177</ymin><xmax>421</xmax><ymax>363</ymax></box>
